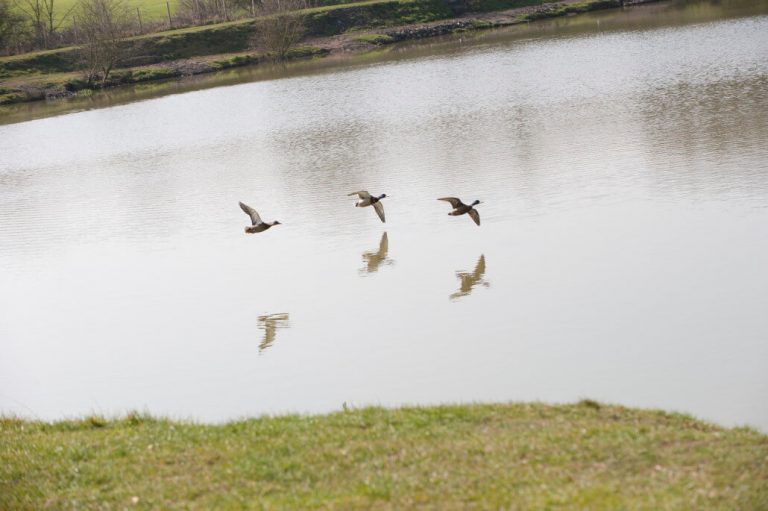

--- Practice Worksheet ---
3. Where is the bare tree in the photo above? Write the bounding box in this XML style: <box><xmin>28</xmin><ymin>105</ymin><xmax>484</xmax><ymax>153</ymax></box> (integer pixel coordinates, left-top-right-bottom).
<box><xmin>252</xmin><ymin>0</ymin><xmax>309</xmax><ymax>60</ymax></box>
<box><xmin>44</xmin><ymin>0</ymin><xmax>77</xmax><ymax>44</ymax></box>
<box><xmin>1</xmin><ymin>0</ymin><xmax>30</xmax><ymax>54</ymax></box>
<box><xmin>18</xmin><ymin>0</ymin><xmax>47</xmax><ymax>47</ymax></box>
<box><xmin>77</xmin><ymin>0</ymin><xmax>133</xmax><ymax>86</ymax></box>
<box><xmin>17</xmin><ymin>0</ymin><xmax>76</xmax><ymax>48</ymax></box>
<box><xmin>177</xmin><ymin>0</ymin><xmax>240</xmax><ymax>24</ymax></box>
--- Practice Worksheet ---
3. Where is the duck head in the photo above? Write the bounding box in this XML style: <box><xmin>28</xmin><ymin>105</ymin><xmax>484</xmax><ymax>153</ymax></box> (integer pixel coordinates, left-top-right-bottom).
<box><xmin>272</xmin><ymin>220</ymin><xmax>282</xmax><ymax>226</ymax></box>
<box><xmin>472</xmin><ymin>200</ymin><xmax>481</xmax><ymax>206</ymax></box>
<box><xmin>378</xmin><ymin>194</ymin><xmax>387</xmax><ymax>200</ymax></box>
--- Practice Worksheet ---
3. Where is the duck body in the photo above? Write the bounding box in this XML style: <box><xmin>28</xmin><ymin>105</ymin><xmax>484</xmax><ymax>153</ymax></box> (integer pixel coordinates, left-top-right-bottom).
<box><xmin>240</xmin><ymin>201</ymin><xmax>281</xmax><ymax>234</ymax></box>
<box><xmin>438</xmin><ymin>197</ymin><xmax>481</xmax><ymax>226</ymax></box>
<box><xmin>245</xmin><ymin>223</ymin><xmax>278</xmax><ymax>234</ymax></box>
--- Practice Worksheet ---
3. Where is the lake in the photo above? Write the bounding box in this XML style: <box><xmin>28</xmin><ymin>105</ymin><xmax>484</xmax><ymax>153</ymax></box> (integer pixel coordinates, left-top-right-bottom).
<box><xmin>1</xmin><ymin>0</ymin><xmax>767</xmax><ymax>430</ymax></box>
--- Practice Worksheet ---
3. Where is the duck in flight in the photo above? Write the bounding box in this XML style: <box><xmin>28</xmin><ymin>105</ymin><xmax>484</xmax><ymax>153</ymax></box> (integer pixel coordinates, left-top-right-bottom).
<box><xmin>438</xmin><ymin>197</ymin><xmax>481</xmax><ymax>226</ymax></box>
<box><xmin>348</xmin><ymin>191</ymin><xmax>386</xmax><ymax>223</ymax></box>
<box><xmin>239</xmin><ymin>201</ymin><xmax>281</xmax><ymax>233</ymax></box>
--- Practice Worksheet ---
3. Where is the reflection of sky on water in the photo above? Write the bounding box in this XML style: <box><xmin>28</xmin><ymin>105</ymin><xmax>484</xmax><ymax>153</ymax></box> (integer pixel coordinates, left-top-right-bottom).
<box><xmin>1</xmin><ymin>2</ymin><xmax>767</xmax><ymax>430</ymax></box>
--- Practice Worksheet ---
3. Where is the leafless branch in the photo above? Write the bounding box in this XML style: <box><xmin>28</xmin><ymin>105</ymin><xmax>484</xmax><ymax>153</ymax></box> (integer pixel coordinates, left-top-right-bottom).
<box><xmin>252</xmin><ymin>0</ymin><xmax>308</xmax><ymax>60</ymax></box>
<box><xmin>77</xmin><ymin>0</ymin><xmax>133</xmax><ymax>86</ymax></box>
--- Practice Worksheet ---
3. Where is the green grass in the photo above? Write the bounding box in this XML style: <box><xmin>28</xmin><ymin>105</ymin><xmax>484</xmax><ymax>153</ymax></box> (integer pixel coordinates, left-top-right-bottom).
<box><xmin>0</xmin><ymin>0</ymin><xmax>581</xmax><ymax>75</ymax></box>
<box><xmin>11</xmin><ymin>0</ymin><xmax>397</xmax><ymax>30</ymax></box>
<box><xmin>0</xmin><ymin>44</ymin><xmax>329</xmax><ymax>104</ymax></box>
<box><xmin>11</xmin><ymin>0</ymin><xmax>181</xmax><ymax>27</ymax></box>
<box><xmin>2</xmin><ymin>402</ymin><xmax>767</xmax><ymax>510</ymax></box>
<box><xmin>122</xmin><ymin>0</ymin><xmax>181</xmax><ymax>22</ymax></box>
<box><xmin>0</xmin><ymin>0</ymin><xmax>404</xmax><ymax>68</ymax></box>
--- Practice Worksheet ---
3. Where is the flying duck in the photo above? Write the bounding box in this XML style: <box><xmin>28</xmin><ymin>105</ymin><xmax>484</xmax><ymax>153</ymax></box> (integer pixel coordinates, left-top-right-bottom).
<box><xmin>438</xmin><ymin>197</ymin><xmax>481</xmax><ymax>226</ymax></box>
<box><xmin>349</xmin><ymin>191</ymin><xmax>386</xmax><ymax>223</ymax></box>
<box><xmin>239</xmin><ymin>201</ymin><xmax>281</xmax><ymax>234</ymax></box>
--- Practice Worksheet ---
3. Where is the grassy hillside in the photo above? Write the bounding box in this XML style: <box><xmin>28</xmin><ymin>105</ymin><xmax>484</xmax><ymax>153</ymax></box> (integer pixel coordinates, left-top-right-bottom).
<box><xmin>0</xmin><ymin>0</ymin><xmax>653</xmax><ymax>105</ymax></box>
<box><xmin>13</xmin><ymin>0</ymin><xmax>417</xmax><ymax>27</ymax></box>
<box><xmin>2</xmin><ymin>402</ymin><xmax>767</xmax><ymax>510</ymax></box>
<box><xmin>0</xmin><ymin>0</ymin><xmax>560</xmax><ymax>76</ymax></box>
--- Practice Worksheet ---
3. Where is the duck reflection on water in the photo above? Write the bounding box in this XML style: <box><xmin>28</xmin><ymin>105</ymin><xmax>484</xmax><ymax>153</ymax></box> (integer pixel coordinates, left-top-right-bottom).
<box><xmin>450</xmin><ymin>254</ymin><xmax>489</xmax><ymax>300</ymax></box>
<box><xmin>359</xmin><ymin>231</ymin><xmax>394</xmax><ymax>275</ymax></box>
<box><xmin>257</xmin><ymin>313</ymin><xmax>290</xmax><ymax>353</ymax></box>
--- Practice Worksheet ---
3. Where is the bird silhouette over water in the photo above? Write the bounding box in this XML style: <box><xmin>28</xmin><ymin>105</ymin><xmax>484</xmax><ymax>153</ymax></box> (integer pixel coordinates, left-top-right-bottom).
<box><xmin>239</xmin><ymin>202</ymin><xmax>281</xmax><ymax>233</ymax></box>
<box><xmin>360</xmin><ymin>231</ymin><xmax>394</xmax><ymax>274</ymax></box>
<box><xmin>450</xmin><ymin>254</ymin><xmax>489</xmax><ymax>300</ymax></box>
<box><xmin>257</xmin><ymin>313</ymin><xmax>290</xmax><ymax>352</ymax></box>
<box><xmin>438</xmin><ymin>197</ymin><xmax>481</xmax><ymax>226</ymax></box>
<box><xmin>349</xmin><ymin>191</ymin><xmax>386</xmax><ymax>223</ymax></box>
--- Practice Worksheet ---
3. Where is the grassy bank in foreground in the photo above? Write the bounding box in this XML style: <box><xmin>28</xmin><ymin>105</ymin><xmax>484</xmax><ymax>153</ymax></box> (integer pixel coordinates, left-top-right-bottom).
<box><xmin>2</xmin><ymin>402</ymin><xmax>766</xmax><ymax>510</ymax></box>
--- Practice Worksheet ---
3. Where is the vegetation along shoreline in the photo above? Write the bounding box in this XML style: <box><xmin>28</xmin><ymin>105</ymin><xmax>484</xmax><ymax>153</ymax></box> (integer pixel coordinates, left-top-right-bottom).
<box><xmin>0</xmin><ymin>0</ymin><xmax>660</xmax><ymax>106</ymax></box>
<box><xmin>2</xmin><ymin>401</ymin><xmax>766</xmax><ymax>509</ymax></box>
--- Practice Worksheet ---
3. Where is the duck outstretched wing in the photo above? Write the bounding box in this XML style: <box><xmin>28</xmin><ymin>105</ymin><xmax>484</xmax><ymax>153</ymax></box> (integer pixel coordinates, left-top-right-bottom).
<box><xmin>438</xmin><ymin>197</ymin><xmax>464</xmax><ymax>209</ymax></box>
<box><xmin>239</xmin><ymin>201</ymin><xmax>262</xmax><ymax>225</ymax></box>
<box><xmin>373</xmin><ymin>201</ymin><xmax>386</xmax><ymax>223</ymax></box>
<box><xmin>349</xmin><ymin>191</ymin><xmax>371</xmax><ymax>199</ymax></box>
<box><xmin>468</xmin><ymin>208</ymin><xmax>480</xmax><ymax>226</ymax></box>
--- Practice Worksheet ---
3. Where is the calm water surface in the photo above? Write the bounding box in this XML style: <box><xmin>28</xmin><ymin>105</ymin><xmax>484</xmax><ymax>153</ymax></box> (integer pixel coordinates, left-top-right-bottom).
<box><xmin>1</xmin><ymin>0</ymin><xmax>767</xmax><ymax>429</ymax></box>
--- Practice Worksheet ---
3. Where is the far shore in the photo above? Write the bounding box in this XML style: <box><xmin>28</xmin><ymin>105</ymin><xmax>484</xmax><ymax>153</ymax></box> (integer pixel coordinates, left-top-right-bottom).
<box><xmin>0</xmin><ymin>0</ymin><xmax>658</xmax><ymax>107</ymax></box>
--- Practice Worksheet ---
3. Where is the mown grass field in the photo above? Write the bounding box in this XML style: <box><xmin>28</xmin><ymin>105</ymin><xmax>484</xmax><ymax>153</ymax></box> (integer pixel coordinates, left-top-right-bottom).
<box><xmin>14</xmin><ymin>0</ymin><xmax>384</xmax><ymax>27</ymax></box>
<box><xmin>14</xmin><ymin>0</ymin><xmax>181</xmax><ymax>26</ymax></box>
<box><xmin>2</xmin><ymin>402</ymin><xmax>767</xmax><ymax>510</ymax></box>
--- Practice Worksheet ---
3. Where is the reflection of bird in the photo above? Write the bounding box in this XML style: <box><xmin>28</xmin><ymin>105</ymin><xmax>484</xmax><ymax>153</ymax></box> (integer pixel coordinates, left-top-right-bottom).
<box><xmin>349</xmin><ymin>191</ymin><xmax>386</xmax><ymax>223</ymax></box>
<box><xmin>360</xmin><ymin>232</ymin><xmax>393</xmax><ymax>274</ymax></box>
<box><xmin>450</xmin><ymin>255</ymin><xmax>489</xmax><ymax>300</ymax></box>
<box><xmin>438</xmin><ymin>197</ymin><xmax>481</xmax><ymax>226</ymax></box>
<box><xmin>239</xmin><ymin>202</ymin><xmax>281</xmax><ymax>234</ymax></box>
<box><xmin>257</xmin><ymin>313</ymin><xmax>290</xmax><ymax>352</ymax></box>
